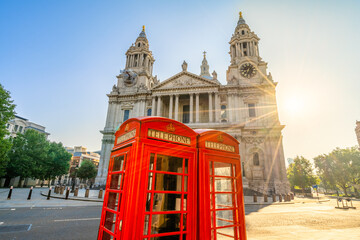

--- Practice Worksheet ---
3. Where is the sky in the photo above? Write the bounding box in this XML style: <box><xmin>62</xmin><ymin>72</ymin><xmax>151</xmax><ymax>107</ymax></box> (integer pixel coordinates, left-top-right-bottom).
<box><xmin>1</xmin><ymin>0</ymin><xmax>359</xmax><ymax>161</ymax></box>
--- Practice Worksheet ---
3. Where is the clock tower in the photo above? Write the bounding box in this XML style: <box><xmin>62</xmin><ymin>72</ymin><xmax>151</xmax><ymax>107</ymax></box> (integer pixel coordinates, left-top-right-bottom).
<box><xmin>227</xmin><ymin>12</ymin><xmax>271</xmax><ymax>85</ymax></box>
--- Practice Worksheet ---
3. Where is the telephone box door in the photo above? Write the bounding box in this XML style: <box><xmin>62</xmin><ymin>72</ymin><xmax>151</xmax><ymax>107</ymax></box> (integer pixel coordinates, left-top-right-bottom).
<box><xmin>139</xmin><ymin>144</ymin><xmax>196</xmax><ymax>240</ymax></box>
<box><xmin>208</xmin><ymin>156</ymin><xmax>245</xmax><ymax>240</ymax></box>
<box><xmin>99</xmin><ymin>146</ymin><xmax>131</xmax><ymax>240</ymax></box>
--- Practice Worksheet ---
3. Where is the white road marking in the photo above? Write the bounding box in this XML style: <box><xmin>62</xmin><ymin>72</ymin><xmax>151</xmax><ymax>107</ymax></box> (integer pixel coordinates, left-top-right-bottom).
<box><xmin>54</xmin><ymin>218</ymin><xmax>100</xmax><ymax>222</ymax></box>
<box><xmin>10</xmin><ymin>208</ymin><xmax>15</xmax><ymax>211</ymax></box>
<box><xmin>0</xmin><ymin>222</ymin><xmax>4</xmax><ymax>225</ymax></box>
<box><xmin>43</xmin><ymin>207</ymin><xmax>62</xmax><ymax>210</ymax></box>
<box><xmin>27</xmin><ymin>224</ymin><xmax>32</xmax><ymax>231</ymax></box>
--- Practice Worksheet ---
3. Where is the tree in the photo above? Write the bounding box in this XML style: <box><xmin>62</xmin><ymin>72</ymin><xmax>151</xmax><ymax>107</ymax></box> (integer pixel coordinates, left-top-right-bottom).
<box><xmin>287</xmin><ymin>156</ymin><xmax>318</xmax><ymax>194</ymax></box>
<box><xmin>5</xmin><ymin>133</ymin><xmax>33</xmax><ymax>186</ymax></box>
<box><xmin>77</xmin><ymin>159</ymin><xmax>97</xmax><ymax>183</ymax></box>
<box><xmin>41</xmin><ymin>142</ymin><xmax>71</xmax><ymax>186</ymax></box>
<box><xmin>313</xmin><ymin>154</ymin><xmax>337</xmax><ymax>193</ymax></box>
<box><xmin>0</xmin><ymin>84</ymin><xmax>16</xmax><ymax>176</ymax></box>
<box><xmin>6</xmin><ymin>130</ymin><xmax>48</xmax><ymax>187</ymax></box>
<box><xmin>6</xmin><ymin>129</ymin><xmax>71</xmax><ymax>187</ymax></box>
<box><xmin>314</xmin><ymin>147</ymin><xmax>360</xmax><ymax>196</ymax></box>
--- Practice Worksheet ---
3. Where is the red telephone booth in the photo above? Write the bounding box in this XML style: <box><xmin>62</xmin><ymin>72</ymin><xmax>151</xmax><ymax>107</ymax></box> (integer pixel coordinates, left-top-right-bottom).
<box><xmin>98</xmin><ymin>117</ymin><xmax>198</xmax><ymax>240</ymax></box>
<box><xmin>196</xmin><ymin>129</ymin><xmax>246</xmax><ymax>240</ymax></box>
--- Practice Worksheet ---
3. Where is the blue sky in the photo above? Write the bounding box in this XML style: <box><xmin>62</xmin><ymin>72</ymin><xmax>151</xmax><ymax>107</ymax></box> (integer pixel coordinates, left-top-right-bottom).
<box><xmin>1</xmin><ymin>0</ymin><xmax>360</xmax><ymax>160</ymax></box>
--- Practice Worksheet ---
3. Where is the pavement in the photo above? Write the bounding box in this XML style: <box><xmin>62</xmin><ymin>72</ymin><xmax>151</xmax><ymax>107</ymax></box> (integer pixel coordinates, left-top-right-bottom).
<box><xmin>0</xmin><ymin>187</ymin><xmax>102</xmax><ymax>209</ymax></box>
<box><xmin>245</xmin><ymin>198</ymin><xmax>360</xmax><ymax>240</ymax></box>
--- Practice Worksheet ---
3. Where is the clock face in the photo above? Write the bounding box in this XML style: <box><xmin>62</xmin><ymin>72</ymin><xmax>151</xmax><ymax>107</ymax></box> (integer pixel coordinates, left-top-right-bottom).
<box><xmin>240</xmin><ymin>63</ymin><xmax>256</xmax><ymax>78</ymax></box>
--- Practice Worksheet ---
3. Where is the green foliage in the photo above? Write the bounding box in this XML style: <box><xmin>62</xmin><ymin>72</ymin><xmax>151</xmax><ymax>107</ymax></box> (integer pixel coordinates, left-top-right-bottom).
<box><xmin>287</xmin><ymin>156</ymin><xmax>318</xmax><ymax>193</ymax></box>
<box><xmin>0</xmin><ymin>84</ymin><xmax>16</xmax><ymax>176</ymax></box>
<box><xmin>6</xmin><ymin>133</ymin><xmax>34</xmax><ymax>179</ymax></box>
<box><xmin>43</xmin><ymin>142</ymin><xmax>71</xmax><ymax>180</ymax></box>
<box><xmin>6</xmin><ymin>129</ymin><xmax>71</xmax><ymax>184</ymax></box>
<box><xmin>77</xmin><ymin>159</ymin><xmax>97</xmax><ymax>180</ymax></box>
<box><xmin>314</xmin><ymin>147</ymin><xmax>360</xmax><ymax>196</ymax></box>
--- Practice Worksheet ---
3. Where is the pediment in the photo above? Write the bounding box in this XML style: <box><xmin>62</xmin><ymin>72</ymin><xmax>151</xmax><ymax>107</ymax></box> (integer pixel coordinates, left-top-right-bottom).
<box><xmin>153</xmin><ymin>71</ymin><xmax>219</xmax><ymax>90</ymax></box>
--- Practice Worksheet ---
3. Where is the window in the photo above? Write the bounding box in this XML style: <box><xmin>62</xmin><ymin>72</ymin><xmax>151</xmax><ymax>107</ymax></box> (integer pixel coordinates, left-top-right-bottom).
<box><xmin>241</xmin><ymin>30</ymin><xmax>245</xmax><ymax>35</ymax></box>
<box><xmin>243</xmin><ymin>51</ymin><xmax>247</xmax><ymax>56</ymax></box>
<box><xmin>182</xmin><ymin>105</ymin><xmax>190</xmax><ymax>123</ymax></box>
<box><xmin>253</xmin><ymin>153</ymin><xmax>260</xmax><ymax>166</ymax></box>
<box><xmin>14</xmin><ymin>125</ymin><xmax>18</xmax><ymax>132</ymax></box>
<box><xmin>242</xmin><ymin>42</ymin><xmax>247</xmax><ymax>48</ymax></box>
<box><xmin>221</xmin><ymin>105</ymin><xmax>227</xmax><ymax>118</ymax></box>
<box><xmin>147</xmin><ymin>108</ymin><xmax>152</xmax><ymax>116</ymax></box>
<box><xmin>123</xmin><ymin>110</ymin><xmax>130</xmax><ymax>121</ymax></box>
<box><xmin>6</xmin><ymin>124</ymin><xmax>9</xmax><ymax>129</ymax></box>
<box><xmin>242</xmin><ymin>162</ymin><xmax>245</xmax><ymax>177</ymax></box>
<box><xmin>19</xmin><ymin>126</ymin><xmax>23</xmax><ymax>133</ymax></box>
<box><xmin>248</xmin><ymin>103</ymin><xmax>256</xmax><ymax>118</ymax></box>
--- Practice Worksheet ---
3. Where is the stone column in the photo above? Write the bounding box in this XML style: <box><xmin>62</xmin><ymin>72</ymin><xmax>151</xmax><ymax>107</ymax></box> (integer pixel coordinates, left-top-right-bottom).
<box><xmin>151</xmin><ymin>97</ymin><xmax>156</xmax><ymax>116</ymax></box>
<box><xmin>208</xmin><ymin>92</ymin><xmax>213</xmax><ymax>122</ymax></box>
<box><xmin>195</xmin><ymin>93</ymin><xmax>200</xmax><ymax>123</ymax></box>
<box><xmin>240</xmin><ymin>43</ymin><xmax>244</xmax><ymax>56</ymax></box>
<box><xmin>189</xmin><ymin>93</ymin><xmax>194</xmax><ymax>123</ymax></box>
<box><xmin>228</xmin><ymin>94</ymin><xmax>233</xmax><ymax>122</ymax></box>
<box><xmin>214</xmin><ymin>93</ymin><xmax>220</xmax><ymax>122</ymax></box>
<box><xmin>234</xmin><ymin>94</ymin><xmax>239</xmax><ymax>122</ymax></box>
<box><xmin>174</xmin><ymin>94</ymin><xmax>179</xmax><ymax>121</ymax></box>
<box><xmin>157</xmin><ymin>96</ymin><xmax>162</xmax><ymax>116</ymax></box>
<box><xmin>169</xmin><ymin>95</ymin><xmax>173</xmax><ymax>119</ymax></box>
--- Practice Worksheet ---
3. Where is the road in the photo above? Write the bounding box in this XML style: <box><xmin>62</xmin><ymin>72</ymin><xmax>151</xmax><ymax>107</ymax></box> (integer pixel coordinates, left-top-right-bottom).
<box><xmin>0</xmin><ymin>206</ymin><xmax>101</xmax><ymax>240</ymax></box>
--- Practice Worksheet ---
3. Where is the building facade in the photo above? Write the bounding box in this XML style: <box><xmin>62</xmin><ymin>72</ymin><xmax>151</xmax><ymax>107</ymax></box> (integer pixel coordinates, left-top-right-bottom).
<box><xmin>6</xmin><ymin>115</ymin><xmax>50</xmax><ymax>138</ymax></box>
<box><xmin>95</xmin><ymin>13</ymin><xmax>290</xmax><ymax>194</ymax></box>
<box><xmin>59</xmin><ymin>146</ymin><xmax>100</xmax><ymax>185</ymax></box>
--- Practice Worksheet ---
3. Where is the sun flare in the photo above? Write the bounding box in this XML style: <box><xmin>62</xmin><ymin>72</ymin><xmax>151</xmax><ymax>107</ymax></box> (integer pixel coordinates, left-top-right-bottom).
<box><xmin>285</xmin><ymin>96</ymin><xmax>305</xmax><ymax>115</ymax></box>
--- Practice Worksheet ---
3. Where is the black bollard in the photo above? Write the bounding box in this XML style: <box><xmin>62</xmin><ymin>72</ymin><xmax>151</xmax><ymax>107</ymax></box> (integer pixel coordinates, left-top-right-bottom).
<box><xmin>74</xmin><ymin>187</ymin><xmax>79</xmax><ymax>197</ymax></box>
<box><xmin>279</xmin><ymin>194</ymin><xmax>282</xmax><ymax>202</ymax></box>
<box><xmin>47</xmin><ymin>187</ymin><xmax>52</xmax><ymax>200</ymax></box>
<box><xmin>27</xmin><ymin>186</ymin><xmax>33</xmax><ymax>200</ymax></box>
<box><xmin>85</xmin><ymin>188</ymin><xmax>89</xmax><ymax>198</ymax></box>
<box><xmin>7</xmin><ymin>186</ymin><xmax>13</xmax><ymax>200</ymax></box>
<box><xmin>253</xmin><ymin>194</ymin><xmax>257</xmax><ymax>202</ymax></box>
<box><xmin>65</xmin><ymin>187</ymin><xmax>70</xmax><ymax>200</ymax></box>
<box><xmin>264</xmin><ymin>194</ymin><xmax>268</xmax><ymax>202</ymax></box>
<box><xmin>272</xmin><ymin>194</ymin><xmax>276</xmax><ymax>202</ymax></box>
<box><xmin>98</xmin><ymin>188</ymin><xmax>103</xmax><ymax>199</ymax></box>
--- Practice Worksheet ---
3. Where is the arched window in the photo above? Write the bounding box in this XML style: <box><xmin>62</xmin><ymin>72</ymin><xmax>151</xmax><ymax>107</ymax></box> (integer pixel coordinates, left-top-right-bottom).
<box><xmin>242</xmin><ymin>162</ymin><xmax>245</xmax><ymax>177</ymax></box>
<box><xmin>221</xmin><ymin>105</ymin><xmax>227</xmax><ymax>118</ymax></box>
<box><xmin>241</xmin><ymin>30</ymin><xmax>245</xmax><ymax>35</ymax></box>
<box><xmin>253</xmin><ymin>152</ymin><xmax>260</xmax><ymax>166</ymax></box>
<box><xmin>123</xmin><ymin>110</ymin><xmax>130</xmax><ymax>121</ymax></box>
<box><xmin>147</xmin><ymin>108</ymin><xmax>152</xmax><ymax>116</ymax></box>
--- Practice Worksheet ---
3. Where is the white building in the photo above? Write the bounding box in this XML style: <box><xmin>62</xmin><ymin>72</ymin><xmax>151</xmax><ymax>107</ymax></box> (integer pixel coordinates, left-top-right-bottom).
<box><xmin>95</xmin><ymin>13</ymin><xmax>290</xmax><ymax>194</ymax></box>
<box><xmin>6</xmin><ymin>115</ymin><xmax>49</xmax><ymax>138</ymax></box>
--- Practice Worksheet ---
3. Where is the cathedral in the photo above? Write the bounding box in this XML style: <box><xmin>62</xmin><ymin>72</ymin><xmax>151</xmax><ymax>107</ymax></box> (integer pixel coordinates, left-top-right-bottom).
<box><xmin>95</xmin><ymin>12</ymin><xmax>290</xmax><ymax>194</ymax></box>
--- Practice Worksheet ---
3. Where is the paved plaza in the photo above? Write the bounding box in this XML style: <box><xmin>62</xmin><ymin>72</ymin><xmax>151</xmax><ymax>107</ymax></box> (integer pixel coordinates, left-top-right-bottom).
<box><xmin>0</xmin><ymin>188</ymin><xmax>359</xmax><ymax>239</ymax></box>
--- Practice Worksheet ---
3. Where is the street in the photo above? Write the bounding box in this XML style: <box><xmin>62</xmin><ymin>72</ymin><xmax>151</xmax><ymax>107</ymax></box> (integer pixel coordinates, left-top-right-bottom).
<box><xmin>0</xmin><ymin>205</ymin><xmax>101</xmax><ymax>240</ymax></box>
